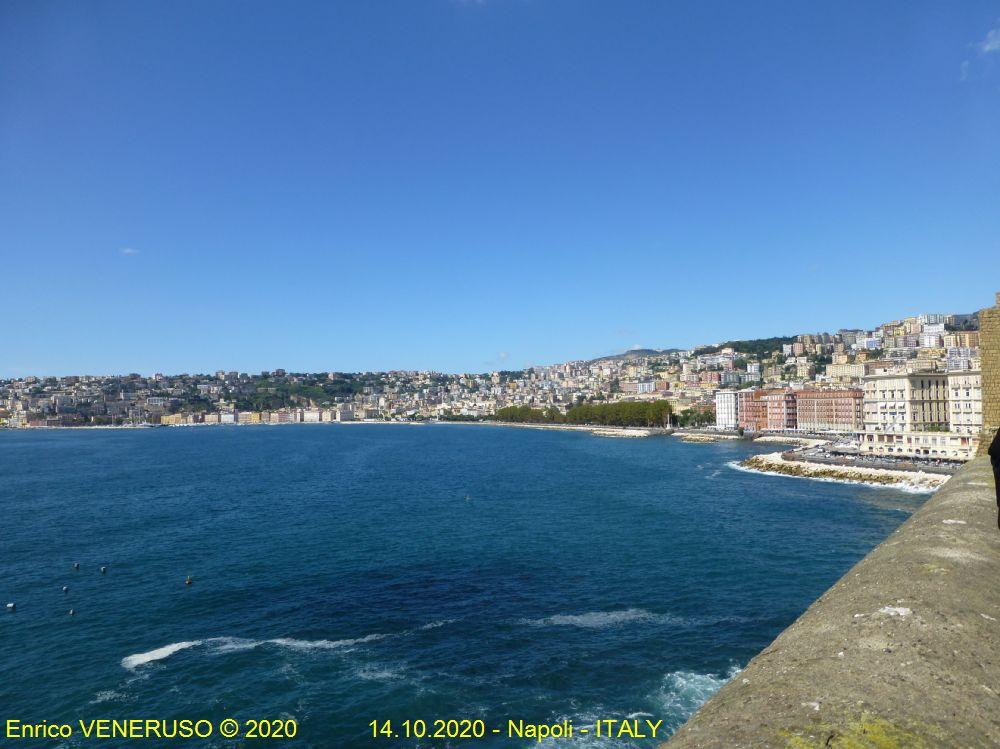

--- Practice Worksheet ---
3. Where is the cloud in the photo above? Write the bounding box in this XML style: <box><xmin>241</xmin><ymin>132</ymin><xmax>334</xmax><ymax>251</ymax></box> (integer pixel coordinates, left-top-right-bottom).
<box><xmin>977</xmin><ymin>25</ymin><xmax>1000</xmax><ymax>54</ymax></box>
<box><xmin>120</xmin><ymin>247</ymin><xmax>140</xmax><ymax>256</ymax></box>
<box><xmin>960</xmin><ymin>23</ymin><xmax>1000</xmax><ymax>81</ymax></box>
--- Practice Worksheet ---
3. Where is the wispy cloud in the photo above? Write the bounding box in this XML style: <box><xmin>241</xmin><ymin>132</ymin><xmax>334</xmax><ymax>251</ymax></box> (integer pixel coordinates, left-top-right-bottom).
<box><xmin>977</xmin><ymin>25</ymin><xmax>1000</xmax><ymax>55</ymax></box>
<box><xmin>120</xmin><ymin>247</ymin><xmax>140</xmax><ymax>256</ymax></box>
<box><xmin>961</xmin><ymin>22</ymin><xmax>1000</xmax><ymax>80</ymax></box>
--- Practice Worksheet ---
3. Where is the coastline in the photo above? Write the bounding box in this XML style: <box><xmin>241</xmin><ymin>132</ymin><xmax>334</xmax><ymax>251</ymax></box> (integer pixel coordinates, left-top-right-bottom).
<box><xmin>736</xmin><ymin>451</ymin><xmax>949</xmax><ymax>492</ymax></box>
<box><xmin>448</xmin><ymin>420</ymin><xmax>664</xmax><ymax>438</ymax></box>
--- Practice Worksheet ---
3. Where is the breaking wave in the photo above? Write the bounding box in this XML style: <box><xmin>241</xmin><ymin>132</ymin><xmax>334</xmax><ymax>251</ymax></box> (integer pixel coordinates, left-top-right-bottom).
<box><xmin>121</xmin><ymin>641</ymin><xmax>203</xmax><ymax>669</ymax></box>
<box><xmin>520</xmin><ymin>608</ymin><xmax>673</xmax><ymax>629</ymax></box>
<box><xmin>120</xmin><ymin>621</ymin><xmax>455</xmax><ymax>670</ymax></box>
<box><xmin>652</xmin><ymin>665</ymin><xmax>741</xmax><ymax>725</ymax></box>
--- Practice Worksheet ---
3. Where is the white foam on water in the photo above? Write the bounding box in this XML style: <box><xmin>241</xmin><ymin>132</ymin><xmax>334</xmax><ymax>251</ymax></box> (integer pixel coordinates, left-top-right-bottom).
<box><xmin>418</xmin><ymin>618</ymin><xmax>457</xmax><ymax>630</ymax></box>
<box><xmin>520</xmin><ymin>608</ymin><xmax>671</xmax><ymax>629</ymax></box>
<box><xmin>652</xmin><ymin>665</ymin><xmax>741</xmax><ymax>727</ymax></box>
<box><xmin>90</xmin><ymin>690</ymin><xmax>127</xmax><ymax>704</ymax></box>
<box><xmin>269</xmin><ymin>633</ymin><xmax>389</xmax><ymax>650</ymax></box>
<box><xmin>121</xmin><ymin>641</ymin><xmax>202</xmax><ymax>669</ymax></box>
<box><xmin>726</xmin><ymin>460</ymin><xmax>936</xmax><ymax>494</ymax></box>
<box><xmin>120</xmin><ymin>626</ymin><xmax>430</xmax><ymax>670</ymax></box>
<box><xmin>353</xmin><ymin>665</ymin><xmax>405</xmax><ymax>682</ymax></box>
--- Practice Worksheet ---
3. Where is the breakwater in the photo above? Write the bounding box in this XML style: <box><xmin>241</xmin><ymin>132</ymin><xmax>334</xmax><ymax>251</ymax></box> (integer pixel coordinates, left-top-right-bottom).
<box><xmin>662</xmin><ymin>456</ymin><xmax>1000</xmax><ymax>748</ymax></box>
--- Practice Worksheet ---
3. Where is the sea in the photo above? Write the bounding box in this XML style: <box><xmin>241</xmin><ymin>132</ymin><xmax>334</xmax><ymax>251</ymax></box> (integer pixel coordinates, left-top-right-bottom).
<box><xmin>0</xmin><ymin>424</ymin><xmax>928</xmax><ymax>748</ymax></box>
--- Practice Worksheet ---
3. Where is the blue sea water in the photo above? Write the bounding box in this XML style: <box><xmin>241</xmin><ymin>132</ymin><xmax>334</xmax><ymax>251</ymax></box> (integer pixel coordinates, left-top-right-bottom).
<box><xmin>0</xmin><ymin>425</ymin><xmax>926</xmax><ymax>748</ymax></box>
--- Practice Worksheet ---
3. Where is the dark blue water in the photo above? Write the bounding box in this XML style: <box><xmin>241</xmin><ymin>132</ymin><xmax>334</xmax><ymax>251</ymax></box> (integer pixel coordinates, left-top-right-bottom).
<box><xmin>0</xmin><ymin>425</ymin><xmax>925</xmax><ymax>748</ymax></box>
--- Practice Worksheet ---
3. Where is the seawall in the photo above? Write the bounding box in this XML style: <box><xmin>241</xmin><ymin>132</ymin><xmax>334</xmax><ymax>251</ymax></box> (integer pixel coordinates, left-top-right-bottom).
<box><xmin>663</xmin><ymin>456</ymin><xmax>1000</xmax><ymax>749</ymax></box>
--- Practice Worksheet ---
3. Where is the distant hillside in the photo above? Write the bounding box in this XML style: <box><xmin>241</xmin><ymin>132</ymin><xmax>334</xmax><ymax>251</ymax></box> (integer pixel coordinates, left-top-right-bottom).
<box><xmin>589</xmin><ymin>348</ymin><xmax>683</xmax><ymax>362</ymax></box>
<box><xmin>693</xmin><ymin>336</ymin><xmax>795</xmax><ymax>357</ymax></box>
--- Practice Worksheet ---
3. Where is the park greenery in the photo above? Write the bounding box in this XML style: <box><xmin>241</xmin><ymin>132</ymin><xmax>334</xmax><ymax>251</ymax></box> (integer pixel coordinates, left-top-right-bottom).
<box><xmin>493</xmin><ymin>400</ymin><xmax>673</xmax><ymax>427</ymax></box>
<box><xmin>694</xmin><ymin>336</ymin><xmax>795</xmax><ymax>358</ymax></box>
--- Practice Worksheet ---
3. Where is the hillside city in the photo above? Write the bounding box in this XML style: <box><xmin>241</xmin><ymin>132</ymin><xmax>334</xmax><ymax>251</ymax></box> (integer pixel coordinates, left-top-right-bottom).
<box><xmin>1</xmin><ymin>308</ymin><xmax>986</xmax><ymax>462</ymax></box>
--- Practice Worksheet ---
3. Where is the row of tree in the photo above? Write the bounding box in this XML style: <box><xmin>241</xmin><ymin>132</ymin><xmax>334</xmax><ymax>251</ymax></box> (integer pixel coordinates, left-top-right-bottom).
<box><xmin>493</xmin><ymin>400</ymin><xmax>673</xmax><ymax>427</ymax></box>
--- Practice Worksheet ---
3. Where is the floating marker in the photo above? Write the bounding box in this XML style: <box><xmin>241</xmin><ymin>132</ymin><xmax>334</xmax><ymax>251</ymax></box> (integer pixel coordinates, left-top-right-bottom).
<box><xmin>5</xmin><ymin>603</ymin><xmax>14</xmax><ymax>612</ymax></box>
<box><xmin>62</xmin><ymin>586</ymin><xmax>69</xmax><ymax>594</ymax></box>
<box><xmin>68</xmin><ymin>609</ymin><xmax>75</xmax><ymax>616</ymax></box>
<box><xmin>185</xmin><ymin>576</ymin><xmax>193</xmax><ymax>586</ymax></box>
<box><xmin>100</xmin><ymin>566</ymin><xmax>107</xmax><ymax>574</ymax></box>
<box><xmin>73</xmin><ymin>563</ymin><xmax>80</xmax><ymax>570</ymax></box>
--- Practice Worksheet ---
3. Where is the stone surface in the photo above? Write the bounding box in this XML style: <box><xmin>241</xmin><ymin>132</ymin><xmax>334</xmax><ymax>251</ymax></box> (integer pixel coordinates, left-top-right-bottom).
<box><xmin>977</xmin><ymin>292</ymin><xmax>1000</xmax><ymax>455</ymax></box>
<box><xmin>662</xmin><ymin>457</ymin><xmax>1000</xmax><ymax>749</ymax></box>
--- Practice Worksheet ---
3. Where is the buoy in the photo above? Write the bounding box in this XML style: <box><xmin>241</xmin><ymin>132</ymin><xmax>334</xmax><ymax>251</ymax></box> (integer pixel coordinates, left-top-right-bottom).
<box><xmin>62</xmin><ymin>586</ymin><xmax>69</xmax><ymax>594</ymax></box>
<box><xmin>100</xmin><ymin>566</ymin><xmax>107</xmax><ymax>574</ymax></box>
<box><xmin>68</xmin><ymin>609</ymin><xmax>75</xmax><ymax>616</ymax></box>
<box><xmin>185</xmin><ymin>576</ymin><xmax>193</xmax><ymax>585</ymax></box>
<box><xmin>73</xmin><ymin>562</ymin><xmax>80</xmax><ymax>570</ymax></box>
<box><xmin>5</xmin><ymin>602</ymin><xmax>14</xmax><ymax>612</ymax></box>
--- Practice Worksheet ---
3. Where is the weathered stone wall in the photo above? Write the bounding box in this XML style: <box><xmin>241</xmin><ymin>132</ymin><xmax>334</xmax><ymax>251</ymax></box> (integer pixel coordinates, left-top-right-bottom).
<box><xmin>661</xmin><ymin>457</ymin><xmax>1000</xmax><ymax>749</ymax></box>
<box><xmin>979</xmin><ymin>292</ymin><xmax>1000</xmax><ymax>455</ymax></box>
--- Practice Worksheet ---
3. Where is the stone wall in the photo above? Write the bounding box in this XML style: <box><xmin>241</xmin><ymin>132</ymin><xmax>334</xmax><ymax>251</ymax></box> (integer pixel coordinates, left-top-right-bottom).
<box><xmin>978</xmin><ymin>291</ymin><xmax>1000</xmax><ymax>455</ymax></box>
<box><xmin>661</xmin><ymin>456</ymin><xmax>1000</xmax><ymax>749</ymax></box>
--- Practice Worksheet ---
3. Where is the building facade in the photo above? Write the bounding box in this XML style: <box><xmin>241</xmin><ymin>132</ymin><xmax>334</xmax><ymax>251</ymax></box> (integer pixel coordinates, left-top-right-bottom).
<box><xmin>862</xmin><ymin>372</ymin><xmax>950</xmax><ymax>433</ymax></box>
<box><xmin>947</xmin><ymin>371</ymin><xmax>982</xmax><ymax>435</ymax></box>
<box><xmin>714</xmin><ymin>390</ymin><xmax>739</xmax><ymax>430</ymax></box>
<box><xmin>738</xmin><ymin>389</ymin><xmax>767</xmax><ymax>432</ymax></box>
<box><xmin>762</xmin><ymin>389</ymin><xmax>797</xmax><ymax>431</ymax></box>
<box><xmin>795</xmin><ymin>389</ymin><xmax>864</xmax><ymax>432</ymax></box>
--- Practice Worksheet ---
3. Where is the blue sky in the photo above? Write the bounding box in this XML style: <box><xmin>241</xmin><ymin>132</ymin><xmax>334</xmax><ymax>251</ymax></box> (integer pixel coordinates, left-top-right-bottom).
<box><xmin>2</xmin><ymin>1</ymin><xmax>999</xmax><ymax>376</ymax></box>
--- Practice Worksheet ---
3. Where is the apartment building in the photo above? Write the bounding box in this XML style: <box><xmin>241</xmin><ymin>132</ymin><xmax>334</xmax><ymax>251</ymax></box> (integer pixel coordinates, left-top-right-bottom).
<box><xmin>947</xmin><ymin>370</ymin><xmax>982</xmax><ymax>435</ymax></box>
<box><xmin>762</xmin><ymin>389</ymin><xmax>797</xmax><ymax>431</ymax></box>
<box><xmin>738</xmin><ymin>389</ymin><xmax>767</xmax><ymax>432</ymax></box>
<box><xmin>862</xmin><ymin>372</ymin><xmax>949</xmax><ymax>433</ymax></box>
<box><xmin>714</xmin><ymin>389</ymin><xmax>739</xmax><ymax>430</ymax></box>
<box><xmin>860</xmin><ymin>431</ymin><xmax>979</xmax><ymax>461</ymax></box>
<box><xmin>795</xmin><ymin>389</ymin><xmax>864</xmax><ymax>432</ymax></box>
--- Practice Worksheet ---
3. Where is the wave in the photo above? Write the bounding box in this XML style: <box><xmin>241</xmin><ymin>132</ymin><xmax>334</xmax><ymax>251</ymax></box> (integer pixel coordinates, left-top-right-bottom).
<box><xmin>653</xmin><ymin>665</ymin><xmax>741</xmax><ymax>725</ymax></box>
<box><xmin>120</xmin><ymin>619</ymin><xmax>457</xmax><ymax>670</ymax></box>
<box><xmin>726</xmin><ymin>460</ymin><xmax>936</xmax><ymax>494</ymax></box>
<box><xmin>418</xmin><ymin>618</ymin><xmax>457</xmax><ymax>630</ymax></box>
<box><xmin>121</xmin><ymin>641</ymin><xmax>203</xmax><ymax>669</ymax></box>
<box><xmin>520</xmin><ymin>608</ymin><xmax>672</xmax><ymax>629</ymax></box>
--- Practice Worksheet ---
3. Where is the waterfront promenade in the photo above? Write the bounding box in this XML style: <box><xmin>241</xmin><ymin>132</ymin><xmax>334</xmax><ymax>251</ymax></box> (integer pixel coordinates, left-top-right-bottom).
<box><xmin>663</xmin><ymin>456</ymin><xmax>1000</xmax><ymax>748</ymax></box>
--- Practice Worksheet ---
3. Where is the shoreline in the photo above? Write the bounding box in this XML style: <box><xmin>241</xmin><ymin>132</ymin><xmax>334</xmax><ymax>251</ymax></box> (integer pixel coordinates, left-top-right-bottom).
<box><xmin>736</xmin><ymin>451</ymin><xmax>949</xmax><ymax>492</ymax></box>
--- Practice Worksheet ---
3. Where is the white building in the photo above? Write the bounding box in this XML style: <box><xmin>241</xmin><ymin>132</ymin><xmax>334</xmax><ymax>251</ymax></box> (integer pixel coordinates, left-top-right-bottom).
<box><xmin>947</xmin><ymin>370</ymin><xmax>982</xmax><ymax>435</ymax></box>
<box><xmin>862</xmin><ymin>372</ymin><xmax>949</xmax><ymax>433</ymax></box>
<box><xmin>714</xmin><ymin>390</ymin><xmax>739</xmax><ymax>430</ymax></box>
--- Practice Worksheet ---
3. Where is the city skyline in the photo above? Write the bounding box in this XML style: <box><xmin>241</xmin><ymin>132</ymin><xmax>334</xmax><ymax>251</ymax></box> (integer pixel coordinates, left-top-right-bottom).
<box><xmin>3</xmin><ymin>2</ymin><xmax>1000</xmax><ymax>377</ymax></box>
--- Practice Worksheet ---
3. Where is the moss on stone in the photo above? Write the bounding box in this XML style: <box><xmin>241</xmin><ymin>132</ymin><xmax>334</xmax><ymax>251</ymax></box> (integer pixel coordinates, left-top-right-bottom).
<box><xmin>782</xmin><ymin>712</ymin><xmax>938</xmax><ymax>749</ymax></box>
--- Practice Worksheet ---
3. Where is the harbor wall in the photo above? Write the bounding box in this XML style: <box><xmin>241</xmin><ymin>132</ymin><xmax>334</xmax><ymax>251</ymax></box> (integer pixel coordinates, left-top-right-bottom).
<box><xmin>662</xmin><ymin>456</ymin><xmax>1000</xmax><ymax>748</ymax></box>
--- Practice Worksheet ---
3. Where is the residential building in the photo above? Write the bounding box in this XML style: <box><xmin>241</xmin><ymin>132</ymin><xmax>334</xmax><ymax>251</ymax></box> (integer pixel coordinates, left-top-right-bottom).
<box><xmin>862</xmin><ymin>372</ymin><xmax>949</xmax><ymax>433</ymax></box>
<box><xmin>947</xmin><ymin>370</ymin><xmax>982</xmax><ymax>435</ymax></box>
<box><xmin>795</xmin><ymin>389</ymin><xmax>864</xmax><ymax>432</ymax></box>
<box><xmin>714</xmin><ymin>390</ymin><xmax>739</xmax><ymax>430</ymax></box>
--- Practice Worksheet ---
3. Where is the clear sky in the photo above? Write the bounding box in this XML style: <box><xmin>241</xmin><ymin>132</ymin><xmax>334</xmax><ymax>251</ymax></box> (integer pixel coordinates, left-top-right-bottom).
<box><xmin>2</xmin><ymin>1</ymin><xmax>999</xmax><ymax>376</ymax></box>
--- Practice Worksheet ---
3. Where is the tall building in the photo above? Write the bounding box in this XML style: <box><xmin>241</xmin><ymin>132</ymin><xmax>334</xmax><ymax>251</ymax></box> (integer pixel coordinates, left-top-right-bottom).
<box><xmin>862</xmin><ymin>372</ymin><xmax>950</xmax><ymax>433</ymax></box>
<box><xmin>947</xmin><ymin>371</ymin><xmax>982</xmax><ymax>435</ymax></box>
<box><xmin>762</xmin><ymin>389</ymin><xmax>797</xmax><ymax>431</ymax></box>
<box><xmin>738</xmin><ymin>389</ymin><xmax>767</xmax><ymax>432</ymax></box>
<box><xmin>714</xmin><ymin>390</ymin><xmax>739</xmax><ymax>430</ymax></box>
<box><xmin>795</xmin><ymin>389</ymin><xmax>864</xmax><ymax>432</ymax></box>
